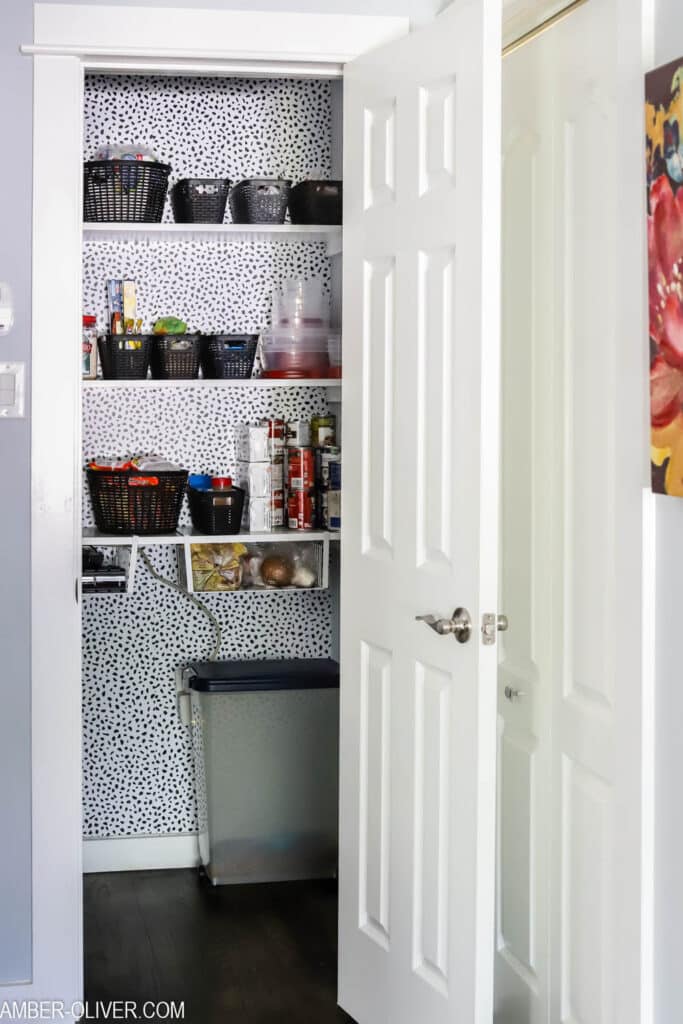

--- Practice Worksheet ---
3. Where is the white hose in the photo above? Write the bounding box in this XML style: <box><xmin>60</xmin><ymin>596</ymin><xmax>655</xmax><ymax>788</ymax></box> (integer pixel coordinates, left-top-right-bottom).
<box><xmin>138</xmin><ymin>547</ymin><xmax>222</xmax><ymax>661</ymax></box>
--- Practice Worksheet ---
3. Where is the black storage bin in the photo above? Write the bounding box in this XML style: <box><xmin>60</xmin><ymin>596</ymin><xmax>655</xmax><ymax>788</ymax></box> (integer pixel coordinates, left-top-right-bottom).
<box><xmin>229</xmin><ymin>179</ymin><xmax>292</xmax><ymax>224</ymax></box>
<box><xmin>288</xmin><ymin>180</ymin><xmax>342</xmax><ymax>225</ymax></box>
<box><xmin>171</xmin><ymin>178</ymin><xmax>231</xmax><ymax>224</ymax></box>
<box><xmin>188</xmin><ymin>485</ymin><xmax>245</xmax><ymax>535</ymax></box>
<box><xmin>87</xmin><ymin>469</ymin><xmax>188</xmax><ymax>535</ymax></box>
<box><xmin>98</xmin><ymin>334</ymin><xmax>153</xmax><ymax>380</ymax></box>
<box><xmin>83</xmin><ymin>161</ymin><xmax>171</xmax><ymax>223</ymax></box>
<box><xmin>200</xmin><ymin>334</ymin><xmax>258</xmax><ymax>379</ymax></box>
<box><xmin>150</xmin><ymin>334</ymin><xmax>202</xmax><ymax>379</ymax></box>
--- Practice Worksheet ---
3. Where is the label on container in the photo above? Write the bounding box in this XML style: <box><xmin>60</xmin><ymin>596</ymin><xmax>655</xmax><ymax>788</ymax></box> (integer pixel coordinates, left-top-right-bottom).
<box><xmin>288</xmin><ymin>491</ymin><xmax>315</xmax><ymax>530</ymax></box>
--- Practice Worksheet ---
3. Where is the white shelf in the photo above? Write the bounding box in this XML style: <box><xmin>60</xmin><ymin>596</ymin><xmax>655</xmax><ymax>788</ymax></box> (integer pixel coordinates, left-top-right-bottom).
<box><xmin>83</xmin><ymin>222</ymin><xmax>342</xmax><ymax>255</ymax></box>
<box><xmin>82</xmin><ymin>526</ymin><xmax>340</xmax><ymax>546</ymax></box>
<box><xmin>82</xmin><ymin>377</ymin><xmax>341</xmax><ymax>390</ymax></box>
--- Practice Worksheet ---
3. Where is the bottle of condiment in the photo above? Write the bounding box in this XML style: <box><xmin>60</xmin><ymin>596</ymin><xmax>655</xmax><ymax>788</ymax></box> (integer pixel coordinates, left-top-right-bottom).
<box><xmin>82</xmin><ymin>315</ymin><xmax>98</xmax><ymax>379</ymax></box>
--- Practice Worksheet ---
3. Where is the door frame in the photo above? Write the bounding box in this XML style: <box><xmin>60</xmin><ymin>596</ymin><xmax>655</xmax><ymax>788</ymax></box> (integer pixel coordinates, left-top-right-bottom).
<box><xmin>15</xmin><ymin>1</ymin><xmax>650</xmax><ymax>1019</ymax></box>
<box><xmin>19</xmin><ymin>5</ymin><xmax>408</xmax><ymax>1011</ymax></box>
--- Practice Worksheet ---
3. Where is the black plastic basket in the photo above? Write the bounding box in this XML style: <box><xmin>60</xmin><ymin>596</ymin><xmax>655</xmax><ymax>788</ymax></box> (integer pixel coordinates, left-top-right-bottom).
<box><xmin>171</xmin><ymin>178</ymin><xmax>231</xmax><ymax>224</ymax></box>
<box><xmin>188</xmin><ymin>486</ymin><xmax>245</xmax><ymax>535</ymax></box>
<box><xmin>83</xmin><ymin>161</ymin><xmax>171</xmax><ymax>223</ymax></box>
<box><xmin>98</xmin><ymin>334</ymin><xmax>153</xmax><ymax>380</ymax></box>
<box><xmin>150</xmin><ymin>334</ymin><xmax>202</xmax><ymax>380</ymax></box>
<box><xmin>200</xmin><ymin>334</ymin><xmax>258</xmax><ymax>379</ymax></box>
<box><xmin>288</xmin><ymin>180</ymin><xmax>342</xmax><ymax>225</ymax></box>
<box><xmin>229</xmin><ymin>179</ymin><xmax>292</xmax><ymax>224</ymax></box>
<box><xmin>87</xmin><ymin>468</ymin><xmax>188</xmax><ymax>535</ymax></box>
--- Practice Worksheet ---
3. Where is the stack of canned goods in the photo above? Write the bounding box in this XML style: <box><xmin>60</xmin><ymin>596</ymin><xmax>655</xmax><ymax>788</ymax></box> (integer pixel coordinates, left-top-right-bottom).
<box><xmin>238</xmin><ymin>413</ymin><xmax>341</xmax><ymax>533</ymax></box>
<box><xmin>286</xmin><ymin>413</ymin><xmax>341</xmax><ymax>532</ymax></box>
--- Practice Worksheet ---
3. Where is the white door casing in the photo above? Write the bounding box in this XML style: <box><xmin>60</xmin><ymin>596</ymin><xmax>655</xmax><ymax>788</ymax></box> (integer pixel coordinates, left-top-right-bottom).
<box><xmin>339</xmin><ymin>1</ymin><xmax>502</xmax><ymax>1022</ymax></box>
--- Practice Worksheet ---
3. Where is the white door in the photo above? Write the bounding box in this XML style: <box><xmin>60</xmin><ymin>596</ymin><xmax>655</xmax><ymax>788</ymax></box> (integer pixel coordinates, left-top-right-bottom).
<box><xmin>339</xmin><ymin>1</ymin><xmax>502</xmax><ymax>1021</ymax></box>
<box><xmin>495</xmin><ymin>0</ymin><xmax>644</xmax><ymax>1022</ymax></box>
<box><xmin>495</xmin><ymin>27</ymin><xmax>554</xmax><ymax>1023</ymax></box>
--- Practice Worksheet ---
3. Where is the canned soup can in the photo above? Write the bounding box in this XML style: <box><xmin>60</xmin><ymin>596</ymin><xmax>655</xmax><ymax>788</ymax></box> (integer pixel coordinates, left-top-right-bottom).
<box><xmin>287</xmin><ymin>446</ymin><xmax>315</xmax><ymax>492</ymax></box>
<box><xmin>311</xmin><ymin>414</ymin><xmax>336</xmax><ymax>447</ymax></box>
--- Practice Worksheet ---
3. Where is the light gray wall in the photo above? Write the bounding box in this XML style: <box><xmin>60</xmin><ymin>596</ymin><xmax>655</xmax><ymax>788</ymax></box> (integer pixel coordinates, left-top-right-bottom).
<box><xmin>652</xmin><ymin>6</ymin><xmax>683</xmax><ymax>1023</ymax></box>
<box><xmin>0</xmin><ymin>0</ymin><xmax>443</xmax><ymax>986</ymax></box>
<box><xmin>0</xmin><ymin>0</ymin><xmax>34</xmax><ymax>987</ymax></box>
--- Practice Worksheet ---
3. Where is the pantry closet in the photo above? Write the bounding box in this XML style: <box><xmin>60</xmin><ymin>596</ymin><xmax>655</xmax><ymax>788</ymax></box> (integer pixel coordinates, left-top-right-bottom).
<box><xmin>80</xmin><ymin>71</ymin><xmax>343</xmax><ymax>850</ymax></box>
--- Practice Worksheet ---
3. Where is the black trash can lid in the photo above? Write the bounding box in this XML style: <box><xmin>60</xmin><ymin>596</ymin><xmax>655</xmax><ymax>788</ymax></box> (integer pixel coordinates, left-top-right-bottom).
<box><xmin>185</xmin><ymin>657</ymin><xmax>339</xmax><ymax>693</ymax></box>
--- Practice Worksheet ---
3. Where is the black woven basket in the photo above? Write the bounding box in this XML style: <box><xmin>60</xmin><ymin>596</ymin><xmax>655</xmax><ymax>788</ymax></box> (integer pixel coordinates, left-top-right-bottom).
<box><xmin>171</xmin><ymin>178</ymin><xmax>231</xmax><ymax>224</ymax></box>
<box><xmin>83</xmin><ymin>161</ymin><xmax>171</xmax><ymax>223</ymax></box>
<box><xmin>229</xmin><ymin>179</ymin><xmax>292</xmax><ymax>224</ymax></box>
<box><xmin>200</xmin><ymin>334</ymin><xmax>258</xmax><ymax>379</ymax></box>
<box><xmin>288</xmin><ymin>180</ymin><xmax>342</xmax><ymax>225</ymax></box>
<box><xmin>87</xmin><ymin>469</ymin><xmax>188</xmax><ymax>535</ymax></box>
<box><xmin>188</xmin><ymin>486</ymin><xmax>245</xmax><ymax>535</ymax></box>
<box><xmin>98</xmin><ymin>334</ymin><xmax>153</xmax><ymax>380</ymax></box>
<box><xmin>150</xmin><ymin>334</ymin><xmax>202</xmax><ymax>379</ymax></box>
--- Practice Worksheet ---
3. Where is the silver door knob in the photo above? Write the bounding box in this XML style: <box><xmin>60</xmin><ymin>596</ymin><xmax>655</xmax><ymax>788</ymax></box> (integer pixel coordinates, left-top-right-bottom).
<box><xmin>504</xmin><ymin>685</ymin><xmax>525</xmax><ymax>701</ymax></box>
<box><xmin>415</xmin><ymin>607</ymin><xmax>472</xmax><ymax>644</ymax></box>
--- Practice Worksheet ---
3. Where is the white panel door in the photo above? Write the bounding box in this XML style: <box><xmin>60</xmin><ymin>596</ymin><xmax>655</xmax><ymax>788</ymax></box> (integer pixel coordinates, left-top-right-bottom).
<box><xmin>339</xmin><ymin>2</ymin><xmax>501</xmax><ymax>1022</ymax></box>
<box><xmin>495</xmin><ymin>0</ymin><xmax>643</xmax><ymax>1022</ymax></box>
<box><xmin>495</xmin><ymin>32</ymin><xmax>554</xmax><ymax>1023</ymax></box>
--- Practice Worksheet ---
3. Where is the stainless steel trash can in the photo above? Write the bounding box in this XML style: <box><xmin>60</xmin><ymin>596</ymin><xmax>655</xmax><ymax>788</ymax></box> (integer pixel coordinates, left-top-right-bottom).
<box><xmin>182</xmin><ymin>658</ymin><xmax>339</xmax><ymax>885</ymax></box>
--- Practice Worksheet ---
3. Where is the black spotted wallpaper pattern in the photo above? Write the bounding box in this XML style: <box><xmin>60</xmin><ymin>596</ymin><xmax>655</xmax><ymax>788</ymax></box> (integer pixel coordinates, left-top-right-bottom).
<box><xmin>82</xmin><ymin>75</ymin><xmax>334</xmax><ymax>839</ymax></box>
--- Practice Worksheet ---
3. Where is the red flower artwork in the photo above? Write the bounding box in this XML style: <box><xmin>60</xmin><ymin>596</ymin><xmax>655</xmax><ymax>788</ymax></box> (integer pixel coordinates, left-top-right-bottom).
<box><xmin>646</xmin><ymin>60</ymin><xmax>683</xmax><ymax>493</ymax></box>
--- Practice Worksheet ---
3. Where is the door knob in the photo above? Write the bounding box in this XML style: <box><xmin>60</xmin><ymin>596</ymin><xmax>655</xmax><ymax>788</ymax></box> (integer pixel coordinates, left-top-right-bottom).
<box><xmin>415</xmin><ymin>607</ymin><xmax>472</xmax><ymax>643</ymax></box>
<box><xmin>504</xmin><ymin>685</ymin><xmax>525</xmax><ymax>701</ymax></box>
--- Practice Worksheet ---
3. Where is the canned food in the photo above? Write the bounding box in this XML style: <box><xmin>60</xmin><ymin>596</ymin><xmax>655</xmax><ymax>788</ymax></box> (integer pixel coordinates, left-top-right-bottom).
<box><xmin>311</xmin><ymin>414</ymin><xmax>336</xmax><ymax>447</ymax></box>
<box><xmin>329</xmin><ymin>460</ymin><xmax>341</xmax><ymax>531</ymax></box>
<box><xmin>329</xmin><ymin>459</ymin><xmax>341</xmax><ymax>491</ymax></box>
<box><xmin>328</xmin><ymin>489</ymin><xmax>341</xmax><ymax>531</ymax></box>
<box><xmin>260</xmin><ymin>418</ymin><xmax>286</xmax><ymax>458</ymax></box>
<box><xmin>288</xmin><ymin>491</ymin><xmax>315</xmax><ymax>530</ymax></box>
<box><xmin>287</xmin><ymin>446</ymin><xmax>315</xmax><ymax>492</ymax></box>
<box><xmin>318</xmin><ymin>487</ymin><xmax>329</xmax><ymax>529</ymax></box>
<box><xmin>286</xmin><ymin>419</ymin><xmax>311</xmax><ymax>447</ymax></box>
<box><xmin>271</xmin><ymin>487</ymin><xmax>285</xmax><ymax>528</ymax></box>
<box><xmin>317</xmin><ymin>445</ymin><xmax>341</xmax><ymax>488</ymax></box>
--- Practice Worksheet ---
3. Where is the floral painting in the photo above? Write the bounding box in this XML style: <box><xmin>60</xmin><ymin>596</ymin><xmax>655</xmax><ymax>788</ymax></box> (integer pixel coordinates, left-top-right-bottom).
<box><xmin>646</xmin><ymin>60</ymin><xmax>683</xmax><ymax>494</ymax></box>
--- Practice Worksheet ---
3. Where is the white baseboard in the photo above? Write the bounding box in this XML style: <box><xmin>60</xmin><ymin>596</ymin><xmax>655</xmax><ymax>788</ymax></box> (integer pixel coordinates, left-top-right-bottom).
<box><xmin>83</xmin><ymin>833</ymin><xmax>199</xmax><ymax>873</ymax></box>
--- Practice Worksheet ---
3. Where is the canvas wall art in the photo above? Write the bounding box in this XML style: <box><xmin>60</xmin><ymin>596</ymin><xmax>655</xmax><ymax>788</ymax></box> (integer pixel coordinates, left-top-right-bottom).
<box><xmin>646</xmin><ymin>59</ymin><xmax>683</xmax><ymax>495</ymax></box>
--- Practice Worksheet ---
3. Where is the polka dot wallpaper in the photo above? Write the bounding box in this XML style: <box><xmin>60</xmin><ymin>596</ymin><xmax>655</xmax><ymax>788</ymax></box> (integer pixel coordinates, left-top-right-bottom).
<box><xmin>82</xmin><ymin>74</ymin><xmax>335</xmax><ymax>839</ymax></box>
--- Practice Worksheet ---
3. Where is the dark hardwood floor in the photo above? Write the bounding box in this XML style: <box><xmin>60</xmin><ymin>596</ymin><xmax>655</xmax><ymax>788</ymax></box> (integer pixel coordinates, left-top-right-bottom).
<box><xmin>84</xmin><ymin>870</ymin><xmax>355</xmax><ymax>1024</ymax></box>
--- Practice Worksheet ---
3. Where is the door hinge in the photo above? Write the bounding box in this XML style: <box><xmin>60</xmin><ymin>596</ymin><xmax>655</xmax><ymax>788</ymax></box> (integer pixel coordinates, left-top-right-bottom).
<box><xmin>481</xmin><ymin>612</ymin><xmax>509</xmax><ymax>645</ymax></box>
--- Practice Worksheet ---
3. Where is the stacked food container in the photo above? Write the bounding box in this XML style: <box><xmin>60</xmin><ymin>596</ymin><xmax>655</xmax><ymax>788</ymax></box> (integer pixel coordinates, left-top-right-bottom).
<box><xmin>260</xmin><ymin>277</ymin><xmax>340</xmax><ymax>379</ymax></box>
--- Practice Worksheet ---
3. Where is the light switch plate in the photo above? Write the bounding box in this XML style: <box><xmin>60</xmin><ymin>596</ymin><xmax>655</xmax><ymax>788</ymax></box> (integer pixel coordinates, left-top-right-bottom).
<box><xmin>0</xmin><ymin>362</ymin><xmax>25</xmax><ymax>418</ymax></box>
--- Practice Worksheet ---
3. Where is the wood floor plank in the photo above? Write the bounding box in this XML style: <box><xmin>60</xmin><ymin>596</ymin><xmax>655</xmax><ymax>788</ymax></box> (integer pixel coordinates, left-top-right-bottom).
<box><xmin>84</xmin><ymin>871</ymin><xmax>354</xmax><ymax>1024</ymax></box>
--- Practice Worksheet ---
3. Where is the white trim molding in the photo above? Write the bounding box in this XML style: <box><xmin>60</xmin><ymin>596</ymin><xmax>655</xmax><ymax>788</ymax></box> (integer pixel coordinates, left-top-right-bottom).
<box><xmin>83</xmin><ymin>835</ymin><xmax>200</xmax><ymax>874</ymax></box>
<box><xmin>30</xmin><ymin>5</ymin><xmax>409</xmax><ymax>66</ymax></box>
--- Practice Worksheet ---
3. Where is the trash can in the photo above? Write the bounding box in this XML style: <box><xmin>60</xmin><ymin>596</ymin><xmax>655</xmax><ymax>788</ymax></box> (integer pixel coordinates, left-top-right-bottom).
<box><xmin>182</xmin><ymin>658</ymin><xmax>339</xmax><ymax>885</ymax></box>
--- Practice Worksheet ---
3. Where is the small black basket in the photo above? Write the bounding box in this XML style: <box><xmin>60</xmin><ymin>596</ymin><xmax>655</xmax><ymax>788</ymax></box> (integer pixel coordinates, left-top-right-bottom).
<box><xmin>83</xmin><ymin>161</ymin><xmax>171</xmax><ymax>223</ymax></box>
<box><xmin>150</xmin><ymin>334</ymin><xmax>202</xmax><ymax>380</ymax></box>
<box><xmin>87</xmin><ymin>468</ymin><xmax>188</xmax><ymax>535</ymax></box>
<box><xmin>188</xmin><ymin>486</ymin><xmax>245</xmax><ymax>535</ymax></box>
<box><xmin>200</xmin><ymin>334</ymin><xmax>258</xmax><ymax>379</ymax></box>
<box><xmin>288</xmin><ymin>180</ymin><xmax>342</xmax><ymax>225</ymax></box>
<box><xmin>98</xmin><ymin>334</ymin><xmax>153</xmax><ymax>380</ymax></box>
<box><xmin>229</xmin><ymin>179</ymin><xmax>292</xmax><ymax>224</ymax></box>
<box><xmin>171</xmin><ymin>178</ymin><xmax>231</xmax><ymax>224</ymax></box>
